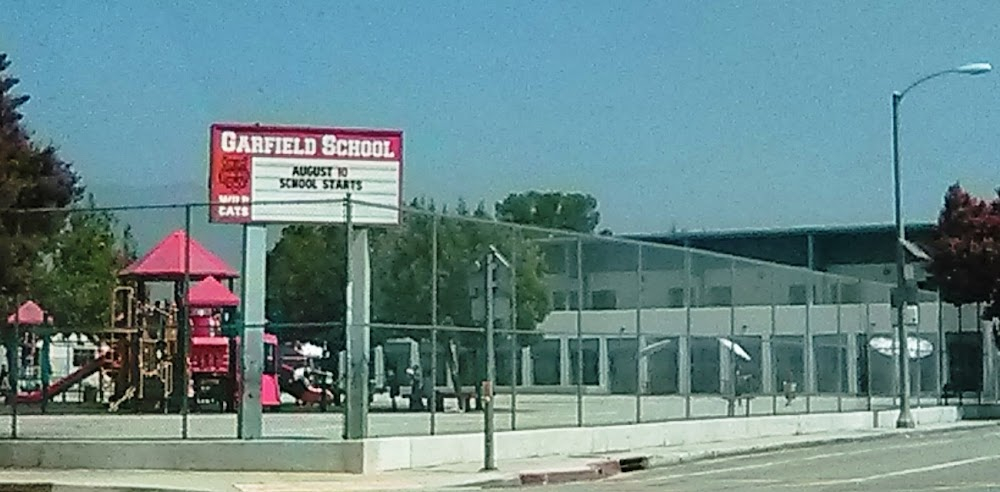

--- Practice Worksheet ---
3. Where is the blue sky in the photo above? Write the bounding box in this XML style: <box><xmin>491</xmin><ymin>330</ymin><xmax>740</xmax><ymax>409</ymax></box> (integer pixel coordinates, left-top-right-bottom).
<box><xmin>4</xmin><ymin>1</ymin><xmax>999</xmax><ymax>236</ymax></box>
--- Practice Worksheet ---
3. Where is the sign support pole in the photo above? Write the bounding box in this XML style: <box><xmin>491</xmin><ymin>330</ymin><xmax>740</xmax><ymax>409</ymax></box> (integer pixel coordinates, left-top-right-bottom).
<box><xmin>238</xmin><ymin>223</ymin><xmax>266</xmax><ymax>440</ymax></box>
<box><xmin>344</xmin><ymin>195</ymin><xmax>371</xmax><ymax>440</ymax></box>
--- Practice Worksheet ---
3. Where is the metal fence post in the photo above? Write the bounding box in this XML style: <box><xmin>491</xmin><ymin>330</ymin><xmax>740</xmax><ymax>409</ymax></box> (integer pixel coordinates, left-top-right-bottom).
<box><xmin>634</xmin><ymin>245</ymin><xmax>643</xmax><ymax>424</ymax></box>
<box><xmin>684</xmin><ymin>245</ymin><xmax>692</xmax><ymax>419</ymax></box>
<box><xmin>575</xmin><ymin>238</ymin><xmax>584</xmax><ymax>427</ymax></box>
<box><xmin>836</xmin><ymin>280</ymin><xmax>843</xmax><ymax>413</ymax></box>
<box><xmin>510</xmin><ymin>243</ymin><xmax>518</xmax><ymax>431</ymax></box>
<box><xmin>866</xmin><ymin>301</ymin><xmax>873</xmax><ymax>411</ymax></box>
<box><xmin>915</xmin><ymin>297</ymin><xmax>923</xmax><ymax>408</ymax></box>
<box><xmin>728</xmin><ymin>259</ymin><xmax>737</xmax><ymax>418</ymax></box>
<box><xmin>10</xmin><ymin>295</ymin><xmax>20</xmax><ymax>439</ymax></box>
<box><xmin>770</xmin><ymin>282</ymin><xmax>778</xmax><ymax>416</ymax></box>
<box><xmin>181</xmin><ymin>204</ymin><xmax>192</xmax><ymax>439</ymax></box>
<box><xmin>483</xmin><ymin>251</ymin><xmax>497</xmax><ymax>471</ymax></box>
<box><xmin>937</xmin><ymin>294</ymin><xmax>944</xmax><ymax>406</ymax></box>
<box><xmin>430</xmin><ymin>214</ymin><xmax>438</xmax><ymax>436</ymax></box>
<box><xmin>804</xmin><ymin>274</ymin><xmax>813</xmax><ymax>414</ymax></box>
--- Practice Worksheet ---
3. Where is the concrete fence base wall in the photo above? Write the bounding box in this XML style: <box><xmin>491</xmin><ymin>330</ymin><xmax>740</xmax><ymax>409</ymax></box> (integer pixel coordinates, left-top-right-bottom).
<box><xmin>0</xmin><ymin>406</ymin><xmax>961</xmax><ymax>474</ymax></box>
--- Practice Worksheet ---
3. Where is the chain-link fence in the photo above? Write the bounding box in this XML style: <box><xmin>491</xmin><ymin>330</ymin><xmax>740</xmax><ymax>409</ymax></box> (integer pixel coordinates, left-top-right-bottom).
<box><xmin>0</xmin><ymin>198</ymin><xmax>988</xmax><ymax>441</ymax></box>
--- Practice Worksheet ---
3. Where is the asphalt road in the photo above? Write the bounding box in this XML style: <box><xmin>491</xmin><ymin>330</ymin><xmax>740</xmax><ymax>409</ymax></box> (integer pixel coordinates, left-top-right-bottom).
<box><xmin>546</xmin><ymin>426</ymin><xmax>1000</xmax><ymax>491</ymax></box>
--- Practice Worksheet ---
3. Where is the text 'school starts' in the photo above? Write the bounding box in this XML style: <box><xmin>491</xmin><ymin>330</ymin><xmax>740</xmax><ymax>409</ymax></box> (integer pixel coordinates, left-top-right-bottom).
<box><xmin>280</xmin><ymin>165</ymin><xmax>362</xmax><ymax>191</ymax></box>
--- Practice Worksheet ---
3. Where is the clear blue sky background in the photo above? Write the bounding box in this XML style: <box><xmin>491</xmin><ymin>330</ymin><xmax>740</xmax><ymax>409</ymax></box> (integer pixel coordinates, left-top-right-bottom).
<box><xmin>4</xmin><ymin>1</ymin><xmax>999</xmax><ymax>236</ymax></box>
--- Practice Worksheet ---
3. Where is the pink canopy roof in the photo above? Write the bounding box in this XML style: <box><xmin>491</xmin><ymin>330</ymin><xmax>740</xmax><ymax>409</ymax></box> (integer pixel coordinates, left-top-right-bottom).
<box><xmin>7</xmin><ymin>300</ymin><xmax>49</xmax><ymax>325</ymax></box>
<box><xmin>187</xmin><ymin>276</ymin><xmax>240</xmax><ymax>307</ymax></box>
<box><xmin>120</xmin><ymin>230</ymin><xmax>238</xmax><ymax>280</ymax></box>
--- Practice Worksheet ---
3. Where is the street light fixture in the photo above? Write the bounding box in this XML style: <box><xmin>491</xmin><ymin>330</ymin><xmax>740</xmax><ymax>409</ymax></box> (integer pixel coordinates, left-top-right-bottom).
<box><xmin>891</xmin><ymin>61</ymin><xmax>991</xmax><ymax>429</ymax></box>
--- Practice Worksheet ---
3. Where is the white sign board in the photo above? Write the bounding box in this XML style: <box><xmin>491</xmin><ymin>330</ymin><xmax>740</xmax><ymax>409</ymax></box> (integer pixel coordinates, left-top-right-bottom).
<box><xmin>250</xmin><ymin>157</ymin><xmax>400</xmax><ymax>224</ymax></box>
<box><xmin>209</xmin><ymin>124</ymin><xmax>403</xmax><ymax>225</ymax></box>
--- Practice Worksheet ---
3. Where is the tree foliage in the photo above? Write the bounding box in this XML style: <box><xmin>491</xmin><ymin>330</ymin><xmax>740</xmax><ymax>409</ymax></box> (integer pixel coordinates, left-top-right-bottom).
<box><xmin>0</xmin><ymin>53</ymin><xmax>82</xmax><ymax>301</ymax></box>
<box><xmin>369</xmin><ymin>197</ymin><xmax>550</xmax><ymax>344</ymax></box>
<box><xmin>495</xmin><ymin>191</ymin><xmax>601</xmax><ymax>234</ymax></box>
<box><xmin>265</xmin><ymin>197</ymin><xmax>553</xmax><ymax>350</ymax></box>
<box><xmin>265</xmin><ymin>224</ymin><xmax>348</xmax><ymax>346</ymax></box>
<box><xmin>926</xmin><ymin>183</ymin><xmax>1000</xmax><ymax>318</ymax></box>
<box><xmin>32</xmin><ymin>194</ymin><xmax>138</xmax><ymax>332</ymax></box>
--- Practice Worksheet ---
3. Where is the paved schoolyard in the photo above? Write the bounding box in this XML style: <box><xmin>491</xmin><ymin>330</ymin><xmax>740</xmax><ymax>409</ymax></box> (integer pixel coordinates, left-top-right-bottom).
<box><xmin>0</xmin><ymin>393</ymin><xmax>923</xmax><ymax>440</ymax></box>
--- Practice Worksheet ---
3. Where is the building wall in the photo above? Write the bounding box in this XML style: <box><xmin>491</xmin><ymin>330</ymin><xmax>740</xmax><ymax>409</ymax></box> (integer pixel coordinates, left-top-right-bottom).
<box><xmin>546</xmin><ymin>267</ymin><xmax>893</xmax><ymax>312</ymax></box>
<box><xmin>537</xmin><ymin>302</ymin><xmax>938</xmax><ymax>338</ymax></box>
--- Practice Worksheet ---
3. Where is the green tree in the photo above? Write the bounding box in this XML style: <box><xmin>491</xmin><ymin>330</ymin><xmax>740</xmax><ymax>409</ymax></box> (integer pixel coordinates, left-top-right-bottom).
<box><xmin>495</xmin><ymin>191</ymin><xmax>601</xmax><ymax>233</ymax></box>
<box><xmin>265</xmin><ymin>197</ymin><xmax>553</xmax><ymax>401</ymax></box>
<box><xmin>370</xmin><ymin>197</ymin><xmax>550</xmax><ymax>335</ymax></box>
<box><xmin>0</xmin><ymin>52</ymin><xmax>82</xmax><ymax>302</ymax></box>
<box><xmin>33</xmin><ymin>194</ymin><xmax>137</xmax><ymax>333</ymax></box>
<box><xmin>926</xmin><ymin>183</ymin><xmax>1000</xmax><ymax>347</ymax></box>
<box><xmin>370</xmin><ymin>197</ymin><xmax>550</xmax><ymax>403</ymax></box>
<box><xmin>265</xmin><ymin>224</ymin><xmax>348</xmax><ymax>348</ymax></box>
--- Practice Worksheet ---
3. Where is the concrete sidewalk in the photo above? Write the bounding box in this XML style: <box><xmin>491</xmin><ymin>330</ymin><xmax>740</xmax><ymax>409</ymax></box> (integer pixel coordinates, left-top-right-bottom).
<box><xmin>0</xmin><ymin>421</ymin><xmax>995</xmax><ymax>492</ymax></box>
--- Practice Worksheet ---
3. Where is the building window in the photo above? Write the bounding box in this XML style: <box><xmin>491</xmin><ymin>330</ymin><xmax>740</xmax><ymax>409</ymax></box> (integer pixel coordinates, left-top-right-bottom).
<box><xmin>567</xmin><ymin>290</ymin><xmax>580</xmax><ymax>310</ymax></box>
<box><xmin>553</xmin><ymin>290</ymin><xmax>580</xmax><ymax>310</ymax></box>
<box><xmin>668</xmin><ymin>288</ymin><xmax>686</xmax><ymax>308</ymax></box>
<box><xmin>552</xmin><ymin>291</ymin><xmax>567</xmax><ymax>311</ymax></box>
<box><xmin>543</xmin><ymin>246</ymin><xmax>566</xmax><ymax>274</ymax></box>
<box><xmin>707</xmin><ymin>286</ymin><xmax>732</xmax><ymax>307</ymax></box>
<box><xmin>591</xmin><ymin>290</ymin><xmax>617</xmax><ymax>310</ymax></box>
<box><xmin>788</xmin><ymin>284</ymin><xmax>807</xmax><ymax>305</ymax></box>
<box><xmin>840</xmin><ymin>283</ymin><xmax>862</xmax><ymax>303</ymax></box>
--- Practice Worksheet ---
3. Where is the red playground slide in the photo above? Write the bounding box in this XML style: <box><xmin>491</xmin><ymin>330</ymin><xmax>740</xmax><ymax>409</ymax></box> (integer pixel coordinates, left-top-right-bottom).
<box><xmin>16</xmin><ymin>354</ymin><xmax>112</xmax><ymax>404</ymax></box>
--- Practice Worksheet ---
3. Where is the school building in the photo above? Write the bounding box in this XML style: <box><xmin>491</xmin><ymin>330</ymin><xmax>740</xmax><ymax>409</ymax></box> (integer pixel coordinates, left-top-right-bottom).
<box><xmin>510</xmin><ymin>222</ymin><xmax>994</xmax><ymax>399</ymax></box>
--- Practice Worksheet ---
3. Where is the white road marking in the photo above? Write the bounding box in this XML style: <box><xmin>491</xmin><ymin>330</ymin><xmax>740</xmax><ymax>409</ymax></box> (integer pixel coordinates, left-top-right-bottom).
<box><xmin>631</xmin><ymin>436</ymin><xmax>975</xmax><ymax>485</ymax></box>
<box><xmin>798</xmin><ymin>455</ymin><xmax>1000</xmax><ymax>486</ymax></box>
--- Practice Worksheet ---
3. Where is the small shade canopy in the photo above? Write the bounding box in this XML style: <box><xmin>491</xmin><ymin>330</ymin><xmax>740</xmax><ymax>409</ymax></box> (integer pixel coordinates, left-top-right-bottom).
<box><xmin>188</xmin><ymin>276</ymin><xmax>240</xmax><ymax>308</ymax></box>
<box><xmin>7</xmin><ymin>300</ymin><xmax>50</xmax><ymax>325</ymax></box>
<box><xmin>120</xmin><ymin>230</ymin><xmax>238</xmax><ymax>281</ymax></box>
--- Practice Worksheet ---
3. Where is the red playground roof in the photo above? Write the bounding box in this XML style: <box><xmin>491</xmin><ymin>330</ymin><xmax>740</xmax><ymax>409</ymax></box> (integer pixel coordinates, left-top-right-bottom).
<box><xmin>188</xmin><ymin>276</ymin><xmax>240</xmax><ymax>307</ymax></box>
<box><xmin>120</xmin><ymin>230</ymin><xmax>238</xmax><ymax>280</ymax></box>
<box><xmin>7</xmin><ymin>300</ymin><xmax>49</xmax><ymax>325</ymax></box>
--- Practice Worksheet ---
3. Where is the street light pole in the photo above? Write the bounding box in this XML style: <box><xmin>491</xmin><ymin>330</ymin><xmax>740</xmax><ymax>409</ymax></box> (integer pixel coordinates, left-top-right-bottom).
<box><xmin>890</xmin><ymin>61</ymin><xmax>991</xmax><ymax>429</ymax></box>
<box><xmin>890</xmin><ymin>90</ymin><xmax>914</xmax><ymax>429</ymax></box>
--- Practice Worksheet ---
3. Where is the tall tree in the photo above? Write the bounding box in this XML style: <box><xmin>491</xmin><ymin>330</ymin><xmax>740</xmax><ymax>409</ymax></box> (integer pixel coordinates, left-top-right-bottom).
<box><xmin>926</xmin><ymin>183</ymin><xmax>1000</xmax><ymax>334</ymax></box>
<box><xmin>33</xmin><ymin>194</ymin><xmax>137</xmax><ymax>332</ymax></box>
<box><xmin>495</xmin><ymin>191</ymin><xmax>601</xmax><ymax>233</ymax></box>
<box><xmin>265</xmin><ymin>196</ymin><xmax>553</xmax><ymax>399</ymax></box>
<box><xmin>0</xmin><ymin>53</ymin><xmax>81</xmax><ymax>303</ymax></box>
<box><xmin>370</xmin><ymin>197</ymin><xmax>550</xmax><ymax>337</ymax></box>
<box><xmin>265</xmin><ymin>224</ymin><xmax>348</xmax><ymax>349</ymax></box>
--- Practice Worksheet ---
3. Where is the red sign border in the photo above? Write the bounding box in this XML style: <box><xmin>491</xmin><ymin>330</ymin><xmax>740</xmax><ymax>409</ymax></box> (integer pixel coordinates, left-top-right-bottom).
<box><xmin>208</xmin><ymin>122</ymin><xmax>404</xmax><ymax>225</ymax></box>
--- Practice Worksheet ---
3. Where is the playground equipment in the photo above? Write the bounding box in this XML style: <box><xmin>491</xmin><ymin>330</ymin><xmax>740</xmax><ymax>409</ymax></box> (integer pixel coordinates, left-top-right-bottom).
<box><xmin>278</xmin><ymin>341</ymin><xmax>335</xmax><ymax>407</ymax></box>
<box><xmin>5</xmin><ymin>230</ymin><xmax>284</xmax><ymax>413</ymax></box>
<box><xmin>187</xmin><ymin>276</ymin><xmax>280</xmax><ymax>411</ymax></box>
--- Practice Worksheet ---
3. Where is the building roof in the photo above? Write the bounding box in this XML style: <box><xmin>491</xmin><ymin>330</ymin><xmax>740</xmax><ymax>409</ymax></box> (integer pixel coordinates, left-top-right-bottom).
<box><xmin>187</xmin><ymin>276</ymin><xmax>240</xmax><ymax>307</ymax></box>
<box><xmin>623</xmin><ymin>222</ymin><xmax>937</xmax><ymax>242</ymax></box>
<box><xmin>120</xmin><ymin>230</ymin><xmax>239</xmax><ymax>280</ymax></box>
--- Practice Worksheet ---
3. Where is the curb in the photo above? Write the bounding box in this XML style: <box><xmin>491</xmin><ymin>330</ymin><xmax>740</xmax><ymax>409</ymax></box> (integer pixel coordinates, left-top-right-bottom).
<box><xmin>0</xmin><ymin>484</ymin><xmax>205</xmax><ymax>492</ymax></box>
<box><xmin>465</xmin><ymin>455</ymin><xmax>644</xmax><ymax>489</ymax></box>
